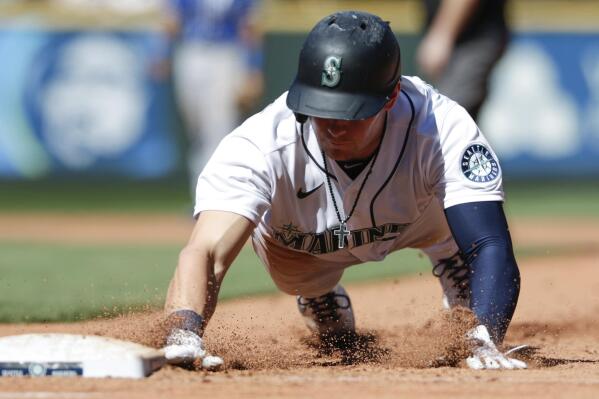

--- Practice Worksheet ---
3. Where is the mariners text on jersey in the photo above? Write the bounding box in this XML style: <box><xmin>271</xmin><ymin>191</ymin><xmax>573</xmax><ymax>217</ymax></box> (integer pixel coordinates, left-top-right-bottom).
<box><xmin>273</xmin><ymin>222</ymin><xmax>411</xmax><ymax>255</ymax></box>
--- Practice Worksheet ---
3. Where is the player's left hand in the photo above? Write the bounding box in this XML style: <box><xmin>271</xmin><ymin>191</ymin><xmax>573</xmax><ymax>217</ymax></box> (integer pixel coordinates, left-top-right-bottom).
<box><xmin>466</xmin><ymin>325</ymin><xmax>528</xmax><ymax>370</ymax></box>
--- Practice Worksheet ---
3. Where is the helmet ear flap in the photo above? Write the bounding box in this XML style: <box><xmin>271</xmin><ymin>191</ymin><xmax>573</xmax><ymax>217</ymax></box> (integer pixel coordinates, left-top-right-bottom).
<box><xmin>294</xmin><ymin>112</ymin><xmax>308</xmax><ymax>124</ymax></box>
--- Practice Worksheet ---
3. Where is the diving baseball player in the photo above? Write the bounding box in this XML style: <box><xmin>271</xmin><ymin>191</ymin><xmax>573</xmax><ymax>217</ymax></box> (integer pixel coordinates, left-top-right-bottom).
<box><xmin>162</xmin><ymin>11</ymin><xmax>526</xmax><ymax>371</ymax></box>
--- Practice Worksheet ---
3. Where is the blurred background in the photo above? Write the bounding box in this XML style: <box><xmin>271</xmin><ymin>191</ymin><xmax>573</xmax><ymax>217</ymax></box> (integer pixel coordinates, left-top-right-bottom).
<box><xmin>0</xmin><ymin>0</ymin><xmax>597</xmax><ymax>322</ymax></box>
<box><xmin>1</xmin><ymin>0</ymin><xmax>598</xmax><ymax>183</ymax></box>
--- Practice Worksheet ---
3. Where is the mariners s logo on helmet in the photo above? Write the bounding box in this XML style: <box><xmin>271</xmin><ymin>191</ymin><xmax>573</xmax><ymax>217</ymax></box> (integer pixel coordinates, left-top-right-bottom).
<box><xmin>321</xmin><ymin>56</ymin><xmax>342</xmax><ymax>88</ymax></box>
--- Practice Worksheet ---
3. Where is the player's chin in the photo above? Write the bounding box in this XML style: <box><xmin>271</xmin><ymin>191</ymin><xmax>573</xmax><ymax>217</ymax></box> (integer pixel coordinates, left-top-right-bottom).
<box><xmin>323</xmin><ymin>145</ymin><xmax>355</xmax><ymax>161</ymax></box>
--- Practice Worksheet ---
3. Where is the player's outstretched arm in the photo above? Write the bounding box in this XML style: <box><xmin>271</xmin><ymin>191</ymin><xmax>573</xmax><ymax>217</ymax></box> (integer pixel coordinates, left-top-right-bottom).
<box><xmin>445</xmin><ymin>201</ymin><xmax>527</xmax><ymax>370</ymax></box>
<box><xmin>163</xmin><ymin>210</ymin><xmax>255</xmax><ymax>369</ymax></box>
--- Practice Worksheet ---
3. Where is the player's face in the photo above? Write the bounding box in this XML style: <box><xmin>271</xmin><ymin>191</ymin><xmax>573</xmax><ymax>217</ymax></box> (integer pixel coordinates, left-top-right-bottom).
<box><xmin>310</xmin><ymin>84</ymin><xmax>400</xmax><ymax>161</ymax></box>
<box><xmin>311</xmin><ymin>109</ymin><xmax>387</xmax><ymax>161</ymax></box>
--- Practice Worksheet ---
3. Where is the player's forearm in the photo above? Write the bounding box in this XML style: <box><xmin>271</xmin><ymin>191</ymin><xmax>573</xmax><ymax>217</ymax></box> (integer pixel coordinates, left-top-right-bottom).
<box><xmin>165</xmin><ymin>211</ymin><xmax>255</xmax><ymax>333</ymax></box>
<box><xmin>467</xmin><ymin>239</ymin><xmax>520</xmax><ymax>343</ymax></box>
<box><xmin>445</xmin><ymin>201</ymin><xmax>520</xmax><ymax>343</ymax></box>
<box><xmin>165</xmin><ymin>246</ymin><xmax>222</xmax><ymax>329</ymax></box>
<box><xmin>428</xmin><ymin>0</ymin><xmax>479</xmax><ymax>42</ymax></box>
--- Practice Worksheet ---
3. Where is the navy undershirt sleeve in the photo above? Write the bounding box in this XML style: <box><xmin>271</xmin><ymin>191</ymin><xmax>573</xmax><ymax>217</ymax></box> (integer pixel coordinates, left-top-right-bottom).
<box><xmin>444</xmin><ymin>201</ymin><xmax>520</xmax><ymax>343</ymax></box>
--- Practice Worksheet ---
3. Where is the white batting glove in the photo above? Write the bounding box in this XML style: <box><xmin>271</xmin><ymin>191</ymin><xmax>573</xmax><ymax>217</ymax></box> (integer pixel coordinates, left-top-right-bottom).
<box><xmin>466</xmin><ymin>325</ymin><xmax>527</xmax><ymax>370</ymax></box>
<box><xmin>163</xmin><ymin>328</ymin><xmax>224</xmax><ymax>371</ymax></box>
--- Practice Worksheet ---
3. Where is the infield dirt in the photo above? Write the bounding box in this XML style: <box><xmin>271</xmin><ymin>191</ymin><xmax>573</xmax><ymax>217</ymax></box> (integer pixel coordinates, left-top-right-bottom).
<box><xmin>0</xmin><ymin>215</ymin><xmax>598</xmax><ymax>398</ymax></box>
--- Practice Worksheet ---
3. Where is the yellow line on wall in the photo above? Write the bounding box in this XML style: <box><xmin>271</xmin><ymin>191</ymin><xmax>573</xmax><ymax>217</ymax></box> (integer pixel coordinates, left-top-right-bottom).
<box><xmin>0</xmin><ymin>0</ymin><xmax>598</xmax><ymax>32</ymax></box>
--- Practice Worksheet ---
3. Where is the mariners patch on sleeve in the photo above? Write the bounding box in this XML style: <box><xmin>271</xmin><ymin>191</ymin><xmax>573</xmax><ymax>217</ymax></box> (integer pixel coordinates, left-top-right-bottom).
<box><xmin>460</xmin><ymin>144</ymin><xmax>500</xmax><ymax>183</ymax></box>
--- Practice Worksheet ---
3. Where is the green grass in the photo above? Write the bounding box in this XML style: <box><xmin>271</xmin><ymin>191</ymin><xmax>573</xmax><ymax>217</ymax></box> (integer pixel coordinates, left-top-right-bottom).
<box><xmin>0</xmin><ymin>242</ymin><xmax>176</xmax><ymax>322</ymax></box>
<box><xmin>0</xmin><ymin>179</ymin><xmax>597</xmax><ymax>216</ymax></box>
<box><xmin>0</xmin><ymin>241</ymin><xmax>433</xmax><ymax>323</ymax></box>
<box><xmin>503</xmin><ymin>179</ymin><xmax>599</xmax><ymax>217</ymax></box>
<box><xmin>0</xmin><ymin>179</ymin><xmax>192</xmax><ymax>214</ymax></box>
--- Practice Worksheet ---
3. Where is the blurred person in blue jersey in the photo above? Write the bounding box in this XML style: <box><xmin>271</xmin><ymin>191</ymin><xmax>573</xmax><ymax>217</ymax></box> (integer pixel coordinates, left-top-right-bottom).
<box><xmin>162</xmin><ymin>0</ymin><xmax>264</xmax><ymax>193</ymax></box>
<box><xmin>416</xmin><ymin>0</ymin><xmax>509</xmax><ymax>120</ymax></box>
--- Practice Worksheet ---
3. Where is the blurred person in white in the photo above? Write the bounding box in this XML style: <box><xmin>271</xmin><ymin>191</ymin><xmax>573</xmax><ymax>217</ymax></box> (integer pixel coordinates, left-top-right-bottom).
<box><xmin>162</xmin><ymin>0</ymin><xmax>264</xmax><ymax>194</ymax></box>
<box><xmin>417</xmin><ymin>0</ymin><xmax>509</xmax><ymax>120</ymax></box>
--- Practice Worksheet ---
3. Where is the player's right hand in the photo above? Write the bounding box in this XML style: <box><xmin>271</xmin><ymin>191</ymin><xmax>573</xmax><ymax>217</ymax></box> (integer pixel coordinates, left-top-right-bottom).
<box><xmin>163</xmin><ymin>328</ymin><xmax>224</xmax><ymax>370</ymax></box>
<box><xmin>466</xmin><ymin>325</ymin><xmax>528</xmax><ymax>370</ymax></box>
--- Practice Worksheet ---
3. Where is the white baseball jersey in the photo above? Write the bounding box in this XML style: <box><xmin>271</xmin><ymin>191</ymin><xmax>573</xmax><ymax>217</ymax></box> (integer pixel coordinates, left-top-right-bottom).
<box><xmin>195</xmin><ymin>76</ymin><xmax>503</xmax><ymax>296</ymax></box>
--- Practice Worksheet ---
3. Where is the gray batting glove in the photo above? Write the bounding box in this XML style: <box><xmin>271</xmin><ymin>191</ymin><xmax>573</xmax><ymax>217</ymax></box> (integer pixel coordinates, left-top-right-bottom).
<box><xmin>466</xmin><ymin>325</ymin><xmax>528</xmax><ymax>370</ymax></box>
<box><xmin>163</xmin><ymin>328</ymin><xmax>224</xmax><ymax>371</ymax></box>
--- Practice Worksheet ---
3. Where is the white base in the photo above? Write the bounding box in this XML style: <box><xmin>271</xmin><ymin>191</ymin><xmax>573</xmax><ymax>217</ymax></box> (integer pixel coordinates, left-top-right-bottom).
<box><xmin>0</xmin><ymin>334</ymin><xmax>165</xmax><ymax>378</ymax></box>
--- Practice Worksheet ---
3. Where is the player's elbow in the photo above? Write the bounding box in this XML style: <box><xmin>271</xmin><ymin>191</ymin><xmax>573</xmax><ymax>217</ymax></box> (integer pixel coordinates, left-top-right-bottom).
<box><xmin>491</xmin><ymin>241</ymin><xmax>520</xmax><ymax>286</ymax></box>
<box><xmin>177</xmin><ymin>243</ymin><xmax>230</xmax><ymax>283</ymax></box>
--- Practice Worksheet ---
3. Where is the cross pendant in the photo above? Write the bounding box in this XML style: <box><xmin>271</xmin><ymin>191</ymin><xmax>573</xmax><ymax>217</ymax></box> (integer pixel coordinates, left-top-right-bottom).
<box><xmin>333</xmin><ymin>222</ymin><xmax>350</xmax><ymax>249</ymax></box>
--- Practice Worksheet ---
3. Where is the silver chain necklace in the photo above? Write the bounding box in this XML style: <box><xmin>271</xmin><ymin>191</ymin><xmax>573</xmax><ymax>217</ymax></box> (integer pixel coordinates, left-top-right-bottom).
<box><xmin>321</xmin><ymin>149</ymin><xmax>378</xmax><ymax>249</ymax></box>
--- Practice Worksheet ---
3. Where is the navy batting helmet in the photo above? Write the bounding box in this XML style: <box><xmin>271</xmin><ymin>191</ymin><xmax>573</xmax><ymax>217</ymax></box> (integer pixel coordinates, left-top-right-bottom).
<box><xmin>287</xmin><ymin>11</ymin><xmax>401</xmax><ymax>121</ymax></box>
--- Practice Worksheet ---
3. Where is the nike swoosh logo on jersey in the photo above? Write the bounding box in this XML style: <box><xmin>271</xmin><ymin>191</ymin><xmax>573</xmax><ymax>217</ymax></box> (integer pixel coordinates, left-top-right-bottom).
<box><xmin>342</xmin><ymin>162</ymin><xmax>366</xmax><ymax>169</ymax></box>
<box><xmin>297</xmin><ymin>183</ymin><xmax>324</xmax><ymax>199</ymax></box>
